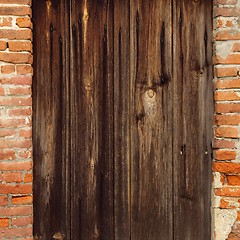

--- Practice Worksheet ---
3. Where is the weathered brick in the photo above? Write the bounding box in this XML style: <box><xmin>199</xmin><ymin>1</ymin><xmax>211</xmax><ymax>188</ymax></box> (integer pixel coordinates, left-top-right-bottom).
<box><xmin>215</xmin><ymin>126</ymin><xmax>239</xmax><ymax>138</ymax></box>
<box><xmin>213</xmin><ymin>139</ymin><xmax>236</xmax><ymax>149</ymax></box>
<box><xmin>0</xmin><ymin>76</ymin><xmax>32</xmax><ymax>85</ymax></box>
<box><xmin>16</xmin><ymin>65</ymin><xmax>32</xmax><ymax>74</ymax></box>
<box><xmin>12</xmin><ymin>196</ymin><xmax>32</xmax><ymax>205</ymax></box>
<box><xmin>215</xmin><ymin>150</ymin><xmax>237</xmax><ymax>160</ymax></box>
<box><xmin>8</xmin><ymin>108</ymin><xmax>31</xmax><ymax>117</ymax></box>
<box><xmin>215</xmin><ymin>79</ymin><xmax>240</xmax><ymax>89</ymax></box>
<box><xmin>1</xmin><ymin>65</ymin><xmax>15</xmax><ymax>74</ymax></box>
<box><xmin>11</xmin><ymin>216</ymin><xmax>32</xmax><ymax>227</ymax></box>
<box><xmin>0</xmin><ymin>183</ymin><xmax>32</xmax><ymax>194</ymax></box>
<box><xmin>16</xmin><ymin>17</ymin><xmax>32</xmax><ymax>28</ymax></box>
<box><xmin>0</xmin><ymin>172</ymin><xmax>22</xmax><ymax>183</ymax></box>
<box><xmin>227</xmin><ymin>175</ymin><xmax>240</xmax><ymax>186</ymax></box>
<box><xmin>0</xmin><ymin>52</ymin><xmax>32</xmax><ymax>64</ymax></box>
<box><xmin>0</xmin><ymin>150</ymin><xmax>16</xmax><ymax>161</ymax></box>
<box><xmin>213</xmin><ymin>162</ymin><xmax>240</xmax><ymax>173</ymax></box>
<box><xmin>8</xmin><ymin>41</ymin><xmax>32</xmax><ymax>52</ymax></box>
<box><xmin>0</xmin><ymin>218</ymin><xmax>9</xmax><ymax>228</ymax></box>
<box><xmin>0</xmin><ymin>6</ymin><xmax>31</xmax><ymax>16</ymax></box>
<box><xmin>0</xmin><ymin>161</ymin><xmax>32</xmax><ymax>171</ymax></box>
<box><xmin>0</xmin><ymin>97</ymin><xmax>32</xmax><ymax>107</ymax></box>
<box><xmin>216</xmin><ymin>103</ymin><xmax>240</xmax><ymax>113</ymax></box>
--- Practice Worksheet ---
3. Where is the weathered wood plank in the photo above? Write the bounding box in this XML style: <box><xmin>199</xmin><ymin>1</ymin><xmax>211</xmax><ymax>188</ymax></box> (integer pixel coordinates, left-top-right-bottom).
<box><xmin>130</xmin><ymin>0</ymin><xmax>173</xmax><ymax>239</ymax></box>
<box><xmin>113</xmin><ymin>0</ymin><xmax>131</xmax><ymax>239</ymax></box>
<box><xmin>70</xmin><ymin>0</ymin><xmax>114</xmax><ymax>239</ymax></box>
<box><xmin>33</xmin><ymin>1</ymin><xmax>213</xmax><ymax>239</ymax></box>
<box><xmin>33</xmin><ymin>0</ymin><xmax>71</xmax><ymax>239</ymax></box>
<box><xmin>172</xmin><ymin>0</ymin><xmax>213</xmax><ymax>239</ymax></box>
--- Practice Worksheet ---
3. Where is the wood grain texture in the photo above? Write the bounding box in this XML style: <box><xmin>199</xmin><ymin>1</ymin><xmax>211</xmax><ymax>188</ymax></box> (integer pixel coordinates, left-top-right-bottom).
<box><xmin>69</xmin><ymin>0</ymin><xmax>114</xmax><ymax>239</ymax></box>
<box><xmin>130</xmin><ymin>1</ymin><xmax>173</xmax><ymax>239</ymax></box>
<box><xmin>32</xmin><ymin>0</ymin><xmax>71</xmax><ymax>239</ymax></box>
<box><xmin>33</xmin><ymin>0</ymin><xmax>213</xmax><ymax>239</ymax></box>
<box><xmin>172</xmin><ymin>0</ymin><xmax>213</xmax><ymax>239</ymax></box>
<box><xmin>113</xmin><ymin>0</ymin><xmax>131</xmax><ymax>239</ymax></box>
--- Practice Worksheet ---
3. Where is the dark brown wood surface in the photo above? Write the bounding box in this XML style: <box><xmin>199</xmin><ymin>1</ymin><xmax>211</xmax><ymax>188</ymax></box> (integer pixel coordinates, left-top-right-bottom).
<box><xmin>69</xmin><ymin>1</ymin><xmax>115</xmax><ymax>239</ymax></box>
<box><xmin>113</xmin><ymin>0</ymin><xmax>131</xmax><ymax>239</ymax></box>
<box><xmin>33</xmin><ymin>0</ymin><xmax>213</xmax><ymax>239</ymax></box>
<box><xmin>172</xmin><ymin>0</ymin><xmax>213</xmax><ymax>239</ymax></box>
<box><xmin>32</xmin><ymin>0</ymin><xmax>71</xmax><ymax>239</ymax></box>
<box><xmin>130</xmin><ymin>1</ymin><xmax>173</xmax><ymax>239</ymax></box>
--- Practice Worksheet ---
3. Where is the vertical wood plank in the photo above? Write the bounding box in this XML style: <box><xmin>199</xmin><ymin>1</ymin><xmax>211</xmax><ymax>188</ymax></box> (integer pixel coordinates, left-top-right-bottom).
<box><xmin>113</xmin><ymin>0</ymin><xmax>131</xmax><ymax>239</ymax></box>
<box><xmin>32</xmin><ymin>0</ymin><xmax>71</xmax><ymax>239</ymax></box>
<box><xmin>173</xmin><ymin>0</ymin><xmax>213</xmax><ymax>239</ymax></box>
<box><xmin>70</xmin><ymin>0</ymin><xmax>114</xmax><ymax>239</ymax></box>
<box><xmin>130</xmin><ymin>0</ymin><xmax>173</xmax><ymax>239</ymax></box>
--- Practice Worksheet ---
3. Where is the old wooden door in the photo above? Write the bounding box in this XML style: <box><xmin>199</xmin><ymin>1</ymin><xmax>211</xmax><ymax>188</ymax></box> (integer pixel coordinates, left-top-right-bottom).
<box><xmin>33</xmin><ymin>0</ymin><xmax>213</xmax><ymax>239</ymax></box>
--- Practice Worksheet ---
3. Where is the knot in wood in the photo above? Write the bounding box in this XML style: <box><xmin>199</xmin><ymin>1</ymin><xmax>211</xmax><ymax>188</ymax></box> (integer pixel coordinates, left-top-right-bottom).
<box><xmin>52</xmin><ymin>233</ymin><xmax>64</xmax><ymax>240</ymax></box>
<box><xmin>147</xmin><ymin>89</ymin><xmax>155</xmax><ymax>98</ymax></box>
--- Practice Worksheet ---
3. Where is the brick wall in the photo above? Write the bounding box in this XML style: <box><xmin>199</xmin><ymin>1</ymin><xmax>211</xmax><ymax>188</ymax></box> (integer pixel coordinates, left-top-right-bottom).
<box><xmin>213</xmin><ymin>0</ymin><xmax>240</xmax><ymax>239</ymax></box>
<box><xmin>0</xmin><ymin>0</ymin><xmax>33</xmax><ymax>239</ymax></box>
<box><xmin>0</xmin><ymin>0</ymin><xmax>239</xmax><ymax>239</ymax></box>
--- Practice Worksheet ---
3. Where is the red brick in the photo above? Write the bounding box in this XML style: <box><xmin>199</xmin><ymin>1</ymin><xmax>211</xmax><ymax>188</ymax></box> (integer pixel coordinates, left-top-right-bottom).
<box><xmin>0</xmin><ymin>139</ymin><xmax>31</xmax><ymax>149</ymax></box>
<box><xmin>215</xmin><ymin>150</ymin><xmax>236</xmax><ymax>160</ymax></box>
<box><xmin>0</xmin><ymin>17</ymin><xmax>12</xmax><ymax>27</ymax></box>
<box><xmin>0</xmin><ymin>76</ymin><xmax>32</xmax><ymax>85</ymax></box>
<box><xmin>0</xmin><ymin>41</ymin><xmax>7</xmax><ymax>51</ymax></box>
<box><xmin>213</xmin><ymin>162</ymin><xmax>240</xmax><ymax>173</ymax></box>
<box><xmin>0</xmin><ymin>86</ymin><xmax>4</xmax><ymax>96</ymax></box>
<box><xmin>215</xmin><ymin>126</ymin><xmax>239</xmax><ymax>138</ymax></box>
<box><xmin>0</xmin><ymin>119</ymin><xmax>30</xmax><ymax>128</ymax></box>
<box><xmin>216</xmin><ymin>0</ymin><xmax>238</xmax><ymax>4</ymax></box>
<box><xmin>24</xmin><ymin>173</ymin><xmax>32</xmax><ymax>183</ymax></box>
<box><xmin>0</xmin><ymin>183</ymin><xmax>32</xmax><ymax>194</ymax></box>
<box><xmin>0</xmin><ymin>129</ymin><xmax>16</xmax><ymax>138</ymax></box>
<box><xmin>9</xmin><ymin>41</ymin><xmax>32</xmax><ymax>52</ymax></box>
<box><xmin>0</xmin><ymin>172</ymin><xmax>22</xmax><ymax>183</ymax></box>
<box><xmin>0</xmin><ymin>206</ymin><xmax>32</xmax><ymax>217</ymax></box>
<box><xmin>215</xmin><ymin>67</ymin><xmax>238</xmax><ymax>77</ymax></box>
<box><xmin>213</xmin><ymin>139</ymin><xmax>236</xmax><ymax>149</ymax></box>
<box><xmin>16</xmin><ymin>17</ymin><xmax>32</xmax><ymax>28</ymax></box>
<box><xmin>214</xmin><ymin>54</ymin><xmax>240</xmax><ymax>64</ymax></box>
<box><xmin>215</xmin><ymin>8</ymin><xmax>240</xmax><ymax>17</ymax></box>
<box><xmin>215</xmin><ymin>187</ymin><xmax>240</xmax><ymax>197</ymax></box>
<box><xmin>216</xmin><ymin>30</ymin><xmax>240</xmax><ymax>40</ymax></box>
<box><xmin>0</xmin><ymin>196</ymin><xmax>7</xmax><ymax>207</ymax></box>
<box><xmin>0</xmin><ymin>161</ymin><xmax>32</xmax><ymax>171</ymax></box>
<box><xmin>0</xmin><ymin>97</ymin><xmax>32</xmax><ymax>107</ymax></box>
<box><xmin>8</xmin><ymin>108</ymin><xmax>31</xmax><ymax>117</ymax></box>
<box><xmin>0</xmin><ymin>6</ymin><xmax>31</xmax><ymax>16</ymax></box>
<box><xmin>9</xmin><ymin>87</ymin><xmax>31</xmax><ymax>95</ymax></box>
<box><xmin>12</xmin><ymin>196</ymin><xmax>32</xmax><ymax>205</ymax></box>
<box><xmin>0</xmin><ymin>0</ymin><xmax>30</xmax><ymax>3</ymax></box>
<box><xmin>19</xmin><ymin>129</ymin><xmax>32</xmax><ymax>138</ymax></box>
<box><xmin>0</xmin><ymin>227</ymin><xmax>32</xmax><ymax>238</ymax></box>
<box><xmin>233</xmin><ymin>43</ymin><xmax>240</xmax><ymax>52</ymax></box>
<box><xmin>0</xmin><ymin>150</ymin><xmax>16</xmax><ymax>161</ymax></box>
<box><xmin>216</xmin><ymin>103</ymin><xmax>240</xmax><ymax>113</ymax></box>
<box><xmin>0</xmin><ymin>52</ymin><xmax>32</xmax><ymax>64</ymax></box>
<box><xmin>16</xmin><ymin>65</ymin><xmax>32</xmax><ymax>74</ymax></box>
<box><xmin>227</xmin><ymin>175</ymin><xmax>240</xmax><ymax>186</ymax></box>
<box><xmin>0</xmin><ymin>29</ymin><xmax>31</xmax><ymax>40</ymax></box>
<box><xmin>0</xmin><ymin>218</ymin><xmax>8</xmax><ymax>228</ymax></box>
<box><xmin>215</xmin><ymin>79</ymin><xmax>240</xmax><ymax>89</ymax></box>
<box><xmin>19</xmin><ymin>150</ymin><xmax>32</xmax><ymax>159</ymax></box>
<box><xmin>215</xmin><ymin>91</ymin><xmax>240</xmax><ymax>101</ymax></box>
<box><xmin>219</xmin><ymin>198</ymin><xmax>231</xmax><ymax>209</ymax></box>
<box><xmin>12</xmin><ymin>216</ymin><xmax>32</xmax><ymax>227</ymax></box>
<box><xmin>215</xmin><ymin>114</ymin><xmax>240</xmax><ymax>125</ymax></box>
<box><xmin>1</xmin><ymin>65</ymin><xmax>15</xmax><ymax>74</ymax></box>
